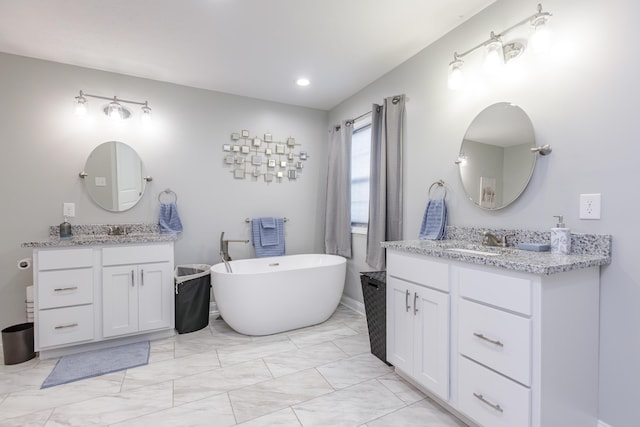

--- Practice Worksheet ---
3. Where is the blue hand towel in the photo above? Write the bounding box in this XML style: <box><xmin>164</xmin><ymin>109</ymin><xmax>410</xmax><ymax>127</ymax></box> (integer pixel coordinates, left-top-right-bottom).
<box><xmin>259</xmin><ymin>217</ymin><xmax>279</xmax><ymax>246</ymax></box>
<box><xmin>252</xmin><ymin>218</ymin><xmax>285</xmax><ymax>257</ymax></box>
<box><xmin>158</xmin><ymin>202</ymin><xmax>183</xmax><ymax>233</ymax></box>
<box><xmin>419</xmin><ymin>198</ymin><xmax>447</xmax><ymax>240</ymax></box>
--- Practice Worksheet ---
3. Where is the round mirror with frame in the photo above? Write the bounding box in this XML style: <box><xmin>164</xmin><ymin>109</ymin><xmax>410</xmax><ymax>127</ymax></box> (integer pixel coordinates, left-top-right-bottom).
<box><xmin>457</xmin><ymin>102</ymin><xmax>536</xmax><ymax>210</ymax></box>
<box><xmin>81</xmin><ymin>141</ymin><xmax>148</xmax><ymax>212</ymax></box>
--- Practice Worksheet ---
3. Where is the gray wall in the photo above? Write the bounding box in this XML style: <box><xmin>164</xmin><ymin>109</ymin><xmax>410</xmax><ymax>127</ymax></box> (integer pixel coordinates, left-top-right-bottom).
<box><xmin>0</xmin><ymin>52</ymin><xmax>328</xmax><ymax>332</ymax></box>
<box><xmin>329</xmin><ymin>0</ymin><xmax>639</xmax><ymax>425</ymax></box>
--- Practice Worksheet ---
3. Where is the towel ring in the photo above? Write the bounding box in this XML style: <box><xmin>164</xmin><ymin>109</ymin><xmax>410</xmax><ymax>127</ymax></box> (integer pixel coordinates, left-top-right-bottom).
<box><xmin>158</xmin><ymin>189</ymin><xmax>178</xmax><ymax>204</ymax></box>
<box><xmin>428</xmin><ymin>180</ymin><xmax>447</xmax><ymax>199</ymax></box>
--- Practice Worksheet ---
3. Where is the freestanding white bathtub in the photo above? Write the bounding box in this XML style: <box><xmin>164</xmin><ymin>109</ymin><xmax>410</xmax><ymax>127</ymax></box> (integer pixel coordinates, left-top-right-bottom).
<box><xmin>210</xmin><ymin>254</ymin><xmax>346</xmax><ymax>336</ymax></box>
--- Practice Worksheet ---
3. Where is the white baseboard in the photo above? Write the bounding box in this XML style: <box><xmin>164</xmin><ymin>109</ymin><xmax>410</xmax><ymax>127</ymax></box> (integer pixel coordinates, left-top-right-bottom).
<box><xmin>209</xmin><ymin>301</ymin><xmax>219</xmax><ymax>316</ymax></box>
<box><xmin>340</xmin><ymin>295</ymin><xmax>365</xmax><ymax>315</ymax></box>
<box><xmin>598</xmin><ymin>420</ymin><xmax>613</xmax><ymax>427</ymax></box>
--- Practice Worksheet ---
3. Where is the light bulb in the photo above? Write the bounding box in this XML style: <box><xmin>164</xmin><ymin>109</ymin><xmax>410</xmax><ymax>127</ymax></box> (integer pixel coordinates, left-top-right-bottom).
<box><xmin>448</xmin><ymin>59</ymin><xmax>464</xmax><ymax>90</ymax></box>
<box><xmin>484</xmin><ymin>40</ymin><xmax>504</xmax><ymax>73</ymax></box>
<box><xmin>74</xmin><ymin>93</ymin><xmax>87</xmax><ymax>116</ymax></box>
<box><xmin>296</xmin><ymin>78</ymin><xmax>310</xmax><ymax>87</ymax></box>
<box><xmin>107</xmin><ymin>101</ymin><xmax>123</xmax><ymax>120</ymax></box>
<box><xmin>141</xmin><ymin>103</ymin><xmax>152</xmax><ymax>123</ymax></box>
<box><xmin>75</xmin><ymin>99</ymin><xmax>87</xmax><ymax>116</ymax></box>
<box><xmin>531</xmin><ymin>17</ymin><xmax>551</xmax><ymax>54</ymax></box>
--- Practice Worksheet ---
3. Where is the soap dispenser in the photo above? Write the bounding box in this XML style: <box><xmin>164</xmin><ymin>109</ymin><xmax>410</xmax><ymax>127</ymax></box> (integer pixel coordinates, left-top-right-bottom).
<box><xmin>551</xmin><ymin>215</ymin><xmax>571</xmax><ymax>254</ymax></box>
<box><xmin>59</xmin><ymin>216</ymin><xmax>72</xmax><ymax>239</ymax></box>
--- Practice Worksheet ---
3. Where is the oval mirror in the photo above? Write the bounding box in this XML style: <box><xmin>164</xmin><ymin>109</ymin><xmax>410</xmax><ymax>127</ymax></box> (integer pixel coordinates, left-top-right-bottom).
<box><xmin>83</xmin><ymin>141</ymin><xmax>147</xmax><ymax>212</ymax></box>
<box><xmin>457</xmin><ymin>102</ymin><xmax>536</xmax><ymax>210</ymax></box>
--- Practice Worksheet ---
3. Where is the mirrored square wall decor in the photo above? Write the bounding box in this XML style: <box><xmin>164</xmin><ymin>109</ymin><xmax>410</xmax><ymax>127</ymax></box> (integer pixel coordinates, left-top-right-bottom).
<box><xmin>222</xmin><ymin>129</ymin><xmax>308</xmax><ymax>183</ymax></box>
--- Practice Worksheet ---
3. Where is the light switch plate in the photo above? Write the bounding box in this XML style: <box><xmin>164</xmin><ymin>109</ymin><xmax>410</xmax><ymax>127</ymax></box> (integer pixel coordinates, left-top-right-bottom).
<box><xmin>63</xmin><ymin>202</ymin><xmax>75</xmax><ymax>217</ymax></box>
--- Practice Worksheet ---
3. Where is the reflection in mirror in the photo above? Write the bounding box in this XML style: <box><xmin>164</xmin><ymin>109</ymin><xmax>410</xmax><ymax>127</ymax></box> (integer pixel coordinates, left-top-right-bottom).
<box><xmin>458</xmin><ymin>103</ymin><xmax>536</xmax><ymax>210</ymax></box>
<box><xmin>83</xmin><ymin>141</ymin><xmax>146</xmax><ymax>212</ymax></box>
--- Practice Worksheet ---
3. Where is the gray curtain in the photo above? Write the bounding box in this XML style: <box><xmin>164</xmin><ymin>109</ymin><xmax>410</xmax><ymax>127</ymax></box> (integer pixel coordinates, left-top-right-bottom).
<box><xmin>366</xmin><ymin>95</ymin><xmax>405</xmax><ymax>269</ymax></box>
<box><xmin>325</xmin><ymin>121</ymin><xmax>352</xmax><ymax>258</ymax></box>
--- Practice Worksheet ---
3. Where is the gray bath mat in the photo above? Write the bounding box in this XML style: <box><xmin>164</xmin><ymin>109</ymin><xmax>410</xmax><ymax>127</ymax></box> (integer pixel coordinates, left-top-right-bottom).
<box><xmin>41</xmin><ymin>341</ymin><xmax>150</xmax><ymax>388</ymax></box>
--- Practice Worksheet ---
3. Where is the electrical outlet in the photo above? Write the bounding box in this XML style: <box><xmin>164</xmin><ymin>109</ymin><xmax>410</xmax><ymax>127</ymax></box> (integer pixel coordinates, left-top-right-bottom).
<box><xmin>579</xmin><ymin>194</ymin><xmax>601</xmax><ymax>219</ymax></box>
<box><xmin>63</xmin><ymin>202</ymin><xmax>75</xmax><ymax>217</ymax></box>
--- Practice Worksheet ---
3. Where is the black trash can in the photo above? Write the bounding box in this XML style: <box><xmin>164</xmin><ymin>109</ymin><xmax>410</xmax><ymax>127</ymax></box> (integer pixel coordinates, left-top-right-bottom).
<box><xmin>175</xmin><ymin>264</ymin><xmax>212</xmax><ymax>334</ymax></box>
<box><xmin>360</xmin><ymin>271</ymin><xmax>391</xmax><ymax>365</ymax></box>
<box><xmin>2</xmin><ymin>322</ymin><xmax>36</xmax><ymax>365</ymax></box>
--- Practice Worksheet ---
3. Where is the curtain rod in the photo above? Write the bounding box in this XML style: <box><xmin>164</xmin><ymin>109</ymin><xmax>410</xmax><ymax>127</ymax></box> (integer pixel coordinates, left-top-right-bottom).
<box><xmin>347</xmin><ymin>110</ymin><xmax>372</xmax><ymax>126</ymax></box>
<box><xmin>333</xmin><ymin>95</ymin><xmax>406</xmax><ymax>131</ymax></box>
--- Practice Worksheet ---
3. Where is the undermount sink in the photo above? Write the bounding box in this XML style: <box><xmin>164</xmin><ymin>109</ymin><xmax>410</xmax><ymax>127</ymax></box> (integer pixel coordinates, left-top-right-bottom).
<box><xmin>445</xmin><ymin>247</ymin><xmax>502</xmax><ymax>257</ymax></box>
<box><xmin>441</xmin><ymin>241</ymin><xmax>510</xmax><ymax>257</ymax></box>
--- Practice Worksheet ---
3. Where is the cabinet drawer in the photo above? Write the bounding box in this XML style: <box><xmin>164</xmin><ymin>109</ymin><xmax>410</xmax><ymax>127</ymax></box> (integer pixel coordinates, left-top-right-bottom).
<box><xmin>458</xmin><ymin>356</ymin><xmax>531</xmax><ymax>427</ymax></box>
<box><xmin>102</xmin><ymin>244</ymin><xmax>172</xmax><ymax>266</ymax></box>
<box><xmin>38</xmin><ymin>248</ymin><xmax>93</xmax><ymax>271</ymax></box>
<box><xmin>459</xmin><ymin>299</ymin><xmax>532</xmax><ymax>386</ymax></box>
<box><xmin>387</xmin><ymin>251</ymin><xmax>449</xmax><ymax>292</ymax></box>
<box><xmin>458</xmin><ymin>267</ymin><xmax>532</xmax><ymax>315</ymax></box>
<box><xmin>38</xmin><ymin>305</ymin><xmax>94</xmax><ymax>348</ymax></box>
<box><xmin>38</xmin><ymin>268</ymin><xmax>94</xmax><ymax>309</ymax></box>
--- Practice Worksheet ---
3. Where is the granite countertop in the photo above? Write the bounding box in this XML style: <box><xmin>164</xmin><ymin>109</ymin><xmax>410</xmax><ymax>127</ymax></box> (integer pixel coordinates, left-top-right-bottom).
<box><xmin>22</xmin><ymin>223</ymin><xmax>179</xmax><ymax>248</ymax></box>
<box><xmin>383</xmin><ymin>230</ymin><xmax>612</xmax><ymax>275</ymax></box>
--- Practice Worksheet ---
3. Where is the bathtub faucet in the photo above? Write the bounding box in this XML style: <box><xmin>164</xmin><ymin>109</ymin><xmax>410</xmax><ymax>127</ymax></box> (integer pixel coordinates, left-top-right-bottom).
<box><xmin>220</xmin><ymin>251</ymin><xmax>233</xmax><ymax>273</ymax></box>
<box><xmin>220</xmin><ymin>232</ymin><xmax>249</xmax><ymax>262</ymax></box>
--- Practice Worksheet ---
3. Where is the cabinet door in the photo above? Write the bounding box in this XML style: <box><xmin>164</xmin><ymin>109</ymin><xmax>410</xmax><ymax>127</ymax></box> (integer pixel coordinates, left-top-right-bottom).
<box><xmin>386</xmin><ymin>277</ymin><xmax>415</xmax><ymax>373</ymax></box>
<box><xmin>103</xmin><ymin>265</ymin><xmax>138</xmax><ymax>337</ymax></box>
<box><xmin>138</xmin><ymin>262</ymin><xmax>173</xmax><ymax>332</ymax></box>
<box><xmin>413</xmin><ymin>286</ymin><xmax>450</xmax><ymax>401</ymax></box>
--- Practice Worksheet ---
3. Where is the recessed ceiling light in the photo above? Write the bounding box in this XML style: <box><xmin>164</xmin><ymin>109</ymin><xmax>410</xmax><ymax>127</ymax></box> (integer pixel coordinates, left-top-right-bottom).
<box><xmin>296</xmin><ymin>78</ymin><xmax>310</xmax><ymax>87</ymax></box>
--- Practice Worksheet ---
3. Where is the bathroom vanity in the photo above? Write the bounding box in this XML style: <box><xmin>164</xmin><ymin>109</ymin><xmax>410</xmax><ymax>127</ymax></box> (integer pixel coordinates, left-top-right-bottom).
<box><xmin>23</xmin><ymin>224</ymin><xmax>177</xmax><ymax>359</ymax></box>
<box><xmin>383</xmin><ymin>232</ymin><xmax>611</xmax><ymax>427</ymax></box>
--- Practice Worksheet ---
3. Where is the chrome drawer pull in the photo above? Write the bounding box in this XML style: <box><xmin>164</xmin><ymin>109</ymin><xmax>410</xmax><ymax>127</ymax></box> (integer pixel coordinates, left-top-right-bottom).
<box><xmin>473</xmin><ymin>393</ymin><xmax>504</xmax><ymax>413</ymax></box>
<box><xmin>54</xmin><ymin>323</ymin><xmax>78</xmax><ymax>330</ymax></box>
<box><xmin>413</xmin><ymin>292</ymin><xmax>419</xmax><ymax>315</ymax></box>
<box><xmin>131</xmin><ymin>270</ymin><xmax>135</xmax><ymax>287</ymax></box>
<box><xmin>473</xmin><ymin>332</ymin><xmax>504</xmax><ymax>347</ymax></box>
<box><xmin>54</xmin><ymin>286</ymin><xmax>78</xmax><ymax>292</ymax></box>
<box><xmin>141</xmin><ymin>269</ymin><xmax>144</xmax><ymax>286</ymax></box>
<box><xmin>405</xmin><ymin>289</ymin><xmax>410</xmax><ymax>312</ymax></box>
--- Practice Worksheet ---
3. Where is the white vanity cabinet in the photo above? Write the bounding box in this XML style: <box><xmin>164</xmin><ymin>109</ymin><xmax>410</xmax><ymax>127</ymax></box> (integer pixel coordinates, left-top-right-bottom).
<box><xmin>386</xmin><ymin>251</ymin><xmax>451</xmax><ymax>401</ymax></box>
<box><xmin>386</xmin><ymin>249</ymin><xmax>601</xmax><ymax>427</ymax></box>
<box><xmin>32</xmin><ymin>241</ymin><xmax>175</xmax><ymax>358</ymax></box>
<box><xmin>102</xmin><ymin>244</ymin><xmax>173</xmax><ymax>337</ymax></box>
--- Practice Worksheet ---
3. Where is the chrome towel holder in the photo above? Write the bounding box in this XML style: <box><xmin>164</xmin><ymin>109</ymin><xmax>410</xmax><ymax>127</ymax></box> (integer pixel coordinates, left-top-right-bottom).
<box><xmin>428</xmin><ymin>180</ymin><xmax>447</xmax><ymax>199</ymax></box>
<box><xmin>245</xmin><ymin>217</ymin><xmax>289</xmax><ymax>223</ymax></box>
<box><xmin>158</xmin><ymin>188</ymin><xmax>177</xmax><ymax>203</ymax></box>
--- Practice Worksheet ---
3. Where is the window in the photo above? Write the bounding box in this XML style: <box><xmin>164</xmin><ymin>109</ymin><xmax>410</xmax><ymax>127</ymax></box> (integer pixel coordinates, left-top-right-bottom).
<box><xmin>351</xmin><ymin>115</ymin><xmax>371</xmax><ymax>231</ymax></box>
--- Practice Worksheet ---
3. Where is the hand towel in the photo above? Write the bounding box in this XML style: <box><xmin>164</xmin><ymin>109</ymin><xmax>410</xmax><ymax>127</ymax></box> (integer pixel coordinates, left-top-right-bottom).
<box><xmin>252</xmin><ymin>218</ymin><xmax>285</xmax><ymax>257</ymax></box>
<box><xmin>419</xmin><ymin>198</ymin><xmax>447</xmax><ymax>240</ymax></box>
<box><xmin>158</xmin><ymin>202</ymin><xmax>183</xmax><ymax>233</ymax></box>
<box><xmin>259</xmin><ymin>217</ymin><xmax>279</xmax><ymax>246</ymax></box>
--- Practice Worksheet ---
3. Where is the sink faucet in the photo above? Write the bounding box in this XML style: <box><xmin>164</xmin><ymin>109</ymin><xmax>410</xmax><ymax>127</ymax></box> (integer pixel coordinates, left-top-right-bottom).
<box><xmin>107</xmin><ymin>225</ymin><xmax>128</xmax><ymax>236</ymax></box>
<box><xmin>219</xmin><ymin>232</ymin><xmax>249</xmax><ymax>262</ymax></box>
<box><xmin>482</xmin><ymin>232</ymin><xmax>514</xmax><ymax>247</ymax></box>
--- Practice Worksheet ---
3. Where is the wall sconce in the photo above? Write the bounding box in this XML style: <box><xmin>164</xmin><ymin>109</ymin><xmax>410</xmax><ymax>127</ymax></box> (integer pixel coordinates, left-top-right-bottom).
<box><xmin>447</xmin><ymin>3</ymin><xmax>552</xmax><ymax>90</ymax></box>
<box><xmin>74</xmin><ymin>90</ymin><xmax>152</xmax><ymax>122</ymax></box>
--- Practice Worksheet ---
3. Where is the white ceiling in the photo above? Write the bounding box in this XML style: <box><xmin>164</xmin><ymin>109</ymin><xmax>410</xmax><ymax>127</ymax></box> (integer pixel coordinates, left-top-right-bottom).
<box><xmin>0</xmin><ymin>0</ymin><xmax>495</xmax><ymax>110</ymax></box>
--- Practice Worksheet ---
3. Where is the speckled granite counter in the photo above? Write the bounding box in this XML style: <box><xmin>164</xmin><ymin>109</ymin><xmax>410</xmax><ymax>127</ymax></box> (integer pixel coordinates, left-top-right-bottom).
<box><xmin>382</xmin><ymin>227</ymin><xmax>611</xmax><ymax>275</ymax></box>
<box><xmin>22</xmin><ymin>223</ymin><xmax>179</xmax><ymax>248</ymax></box>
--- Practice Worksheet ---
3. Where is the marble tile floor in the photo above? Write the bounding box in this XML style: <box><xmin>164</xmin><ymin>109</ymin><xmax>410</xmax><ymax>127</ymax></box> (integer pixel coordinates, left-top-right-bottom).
<box><xmin>0</xmin><ymin>305</ymin><xmax>467</xmax><ymax>427</ymax></box>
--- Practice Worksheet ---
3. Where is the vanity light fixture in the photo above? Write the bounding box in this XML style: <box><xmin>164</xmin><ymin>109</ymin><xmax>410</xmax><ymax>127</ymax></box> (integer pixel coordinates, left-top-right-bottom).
<box><xmin>74</xmin><ymin>90</ymin><xmax>152</xmax><ymax>122</ymax></box>
<box><xmin>447</xmin><ymin>3</ymin><xmax>552</xmax><ymax>90</ymax></box>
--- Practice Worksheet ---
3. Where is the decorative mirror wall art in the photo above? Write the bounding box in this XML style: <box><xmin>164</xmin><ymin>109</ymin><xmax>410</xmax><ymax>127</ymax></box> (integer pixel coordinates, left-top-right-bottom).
<box><xmin>222</xmin><ymin>129</ymin><xmax>308</xmax><ymax>183</ymax></box>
